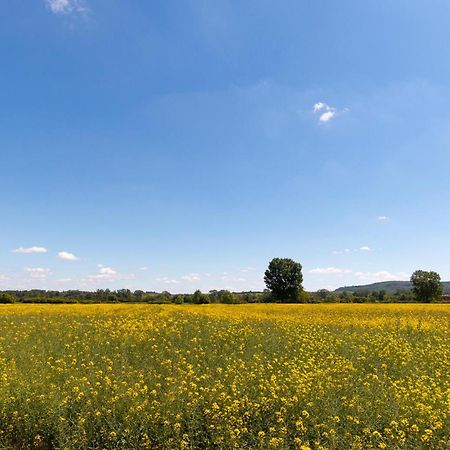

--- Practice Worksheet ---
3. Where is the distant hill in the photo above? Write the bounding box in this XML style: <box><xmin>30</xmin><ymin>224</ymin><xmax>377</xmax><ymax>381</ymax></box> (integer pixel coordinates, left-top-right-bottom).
<box><xmin>335</xmin><ymin>281</ymin><xmax>450</xmax><ymax>294</ymax></box>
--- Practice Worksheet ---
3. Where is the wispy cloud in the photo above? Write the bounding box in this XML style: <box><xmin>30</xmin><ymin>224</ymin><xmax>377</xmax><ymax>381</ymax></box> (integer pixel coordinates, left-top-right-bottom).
<box><xmin>25</xmin><ymin>268</ymin><xmax>51</xmax><ymax>279</ymax></box>
<box><xmin>333</xmin><ymin>246</ymin><xmax>371</xmax><ymax>255</ymax></box>
<box><xmin>139</xmin><ymin>266</ymin><xmax>148</xmax><ymax>271</ymax></box>
<box><xmin>12</xmin><ymin>246</ymin><xmax>47</xmax><ymax>254</ymax></box>
<box><xmin>377</xmin><ymin>215</ymin><xmax>389</xmax><ymax>223</ymax></box>
<box><xmin>309</xmin><ymin>267</ymin><xmax>409</xmax><ymax>283</ymax></box>
<box><xmin>309</xmin><ymin>267</ymin><xmax>352</xmax><ymax>274</ymax></box>
<box><xmin>45</xmin><ymin>0</ymin><xmax>89</xmax><ymax>16</ymax></box>
<box><xmin>58</xmin><ymin>251</ymin><xmax>79</xmax><ymax>261</ymax></box>
<box><xmin>240</xmin><ymin>266</ymin><xmax>256</xmax><ymax>273</ymax></box>
<box><xmin>0</xmin><ymin>275</ymin><xmax>10</xmax><ymax>282</ymax></box>
<box><xmin>180</xmin><ymin>273</ymin><xmax>201</xmax><ymax>282</ymax></box>
<box><xmin>156</xmin><ymin>277</ymin><xmax>180</xmax><ymax>285</ymax></box>
<box><xmin>354</xmin><ymin>271</ymin><xmax>409</xmax><ymax>282</ymax></box>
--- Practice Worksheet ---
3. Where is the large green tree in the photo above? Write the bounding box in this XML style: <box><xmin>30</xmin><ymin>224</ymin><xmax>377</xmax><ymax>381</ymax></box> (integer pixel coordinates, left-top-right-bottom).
<box><xmin>192</xmin><ymin>290</ymin><xmax>210</xmax><ymax>304</ymax></box>
<box><xmin>264</xmin><ymin>258</ymin><xmax>303</xmax><ymax>302</ymax></box>
<box><xmin>410</xmin><ymin>270</ymin><xmax>443</xmax><ymax>303</ymax></box>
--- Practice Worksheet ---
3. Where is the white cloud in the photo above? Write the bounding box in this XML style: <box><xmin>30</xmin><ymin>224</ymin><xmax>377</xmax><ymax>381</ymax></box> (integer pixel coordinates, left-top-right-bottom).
<box><xmin>180</xmin><ymin>273</ymin><xmax>201</xmax><ymax>282</ymax></box>
<box><xmin>354</xmin><ymin>271</ymin><xmax>409</xmax><ymax>282</ymax></box>
<box><xmin>46</xmin><ymin>0</ymin><xmax>88</xmax><ymax>15</ymax></box>
<box><xmin>333</xmin><ymin>247</ymin><xmax>372</xmax><ymax>254</ymax></box>
<box><xmin>139</xmin><ymin>266</ymin><xmax>148</xmax><ymax>271</ymax></box>
<box><xmin>156</xmin><ymin>277</ymin><xmax>180</xmax><ymax>285</ymax></box>
<box><xmin>377</xmin><ymin>215</ymin><xmax>389</xmax><ymax>222</ymax></box>
<box><xmin>25</xmin><ymin>268</ymin><xmax>51</xmax><ymax>279</ymax></box>
<box><xmin>0</xmin><ymin>275</ymin><xmax>9</xmax><ymax>282</ymax></box>
<box><xmin>87</xmin><ymin>266</ymin><xmax>135</xmax><ymax>282</ymax></box>
<box><xmin>319</xmin><ymin>110</ymin><xmax>336</xmax><ymax>123</ymax></box>
<box><xmin>240</xmin><ymin>266</ymin><xmax>256</xmax><ymax>273</ymax></box>
<box><xmin>58</xmin><ymin>251</ymin><xmax>79</xmax><ymax>261</ymax></box>
<box><xmin>313</xmin><ymin>101</ymin><xmax>348</xmax><ymax>124</ymax></box>
<box><xmin>47</xmin><ymin>0</ymin><xmax>71</xmax><ymax>14</ymax></box>
<box><xmin>313</xmin><ymin>102</ymin><xmax>327</xmax><ymax>112</ymax></box>
<box><xmin>99</xmin><ymin>266</ymin><xmax>117</xmax><ymax>275</ymax></box>
<box><xmin>309</xmin><ymin>267</ymin><xmax>352</xmax><ymax>274</ymax></box>
<box><xmin>12</xmin><ymin>246</ymin><xmax>47</xmax><ymax>254</ymax></box>
<box><xmin>310</xmin><ymin>266</ymin><xmax>409</xmax><ymax>283</ymax></box>
<box><xmin>56</xmin><ymin>278</ymin><xmax>72</xmax><ymax>283</ymax></box>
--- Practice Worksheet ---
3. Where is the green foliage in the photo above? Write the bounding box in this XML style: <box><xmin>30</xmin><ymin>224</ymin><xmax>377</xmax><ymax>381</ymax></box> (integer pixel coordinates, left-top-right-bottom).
<box><xmin>173</xmin><ymin>294</ymin><xmax>185</xmax><ymax>304</ymax></box>
<box><xmin>217</xmin><ymin>290</ymin><xmax>238</xmax><ymax>304</ymax></box>
<box><xmin>264</xmin><ymin>258</ymin><xmax>303</xmax><ymax>302</ymax></box>
<box><xmin>336</xmin><ymin>280</ymin><xmax>450</xmax><ymax>294</ymax></box>
<box><xmin>0</xmin><ymin>292</ymin><xmax>15</xmax><ymax>303</ymax></box>
<box><xmin>192</xmin><ymin>290</ymin><xmax>210</xmax><ymax>304</ymax></box>
<box><xmin>316</xmin><ymin>289</ymin><xmax>330</xmax><ymax>301</ymax></box>
<box><xmin>410</xmin><ymin>270</ymin><xmax>443</xmax><ymax>303</ymax></box>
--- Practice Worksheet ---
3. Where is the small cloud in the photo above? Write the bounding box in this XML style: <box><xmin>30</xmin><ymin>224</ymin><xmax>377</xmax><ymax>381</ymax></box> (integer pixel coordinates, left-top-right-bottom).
<box><xmin>139</xmin><ymin>266</ymin><xmax>148</xmax><ymax>271</ymax></box>
<box><xmin>240</xmin><ymin>267</ymin><xmax>256</xmax><ymax>273</ymax></box>
<box><xmin>156</xmin><ymin>277</ymin><xmax>180</xmax><ymax>285</ymax></box>
<box><xmin>319</xmin><ymin>110</ymin><xmax>336</xmax><ymax>123</ymax></box>
<box><xmin>87</xmin><ymin>266</ymin><xmax>135</xmax><ymax>283</ymax></box>
<box><xmin>13</xmin><ymin>246</ymin><xmax>47</xmax><ymax>254</ymax></box>
<box><xmin>56</xmin><ymin>278</ymin><xmax>72</xmax><ymax>283</ymax></box>
<box><xmin>46</xmin><ymin>0</ymin><xmax>88</xmax><ymax>15</ymax></box>
<box><xmin>309</xmin><ymin>267</ymin><xmax>352</xmax><ymax>274</ymax></box>
<box><xmin>313</xmin><ymin>102</ymin><xmax>327</xmax><ymax>112</ymax></box>
<box><xmin>377</xmin><ymin>215</ymin><xmax>389</xmax><ymax>222</ymax></box>
<box><xmin>58</xmin><ymin>251</ymin><xmax>79</xmax><ymax>261</ymax></box>
<box><xmin>180</xmin><ymin>273</ymin><xmax>201</xmax><ymax>282</ymax></box>
<box><xmin>25</xmin><ymin>268</ymin><xmax>51</xmax><ymax>279</ymax></box>
<box><xmin>99</xmin><ymin>266</ymin><xmax>116</xmax><ymax>275</ymax></box>
<box><xmin>313</xmin><ymin>101</ymin><xmax>348</xmax><ymax>124</ymax></box>
<box><xmin>0</xmin><ymin>275</ymin><xmax>10</xmax><ymax>282</ymax></box>
<box><xmin>354</xmin><ymin>271</ymin><xmax>409</xmax><ymax>282</ymax></box>
<box><xmin>333</xmin><ymin>247</ymin><xmax>371</xmax><ymax>254</ymax></box>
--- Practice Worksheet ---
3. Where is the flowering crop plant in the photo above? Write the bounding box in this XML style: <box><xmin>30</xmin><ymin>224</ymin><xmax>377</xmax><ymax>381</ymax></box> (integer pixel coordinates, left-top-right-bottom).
<box><xmin>0</xmin><ymin>304</ymin><xmax>448</xmax><ymax>449</ymax></box>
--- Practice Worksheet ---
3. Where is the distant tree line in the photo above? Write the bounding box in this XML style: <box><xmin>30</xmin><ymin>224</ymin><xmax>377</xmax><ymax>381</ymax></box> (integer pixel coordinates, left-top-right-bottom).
<box><xmin>0</xmin><ymin>289</ymin><xmax>268</xmax><ymax>304</ymax></box>
<box><xmin>0</xmin><ymin>287</ymin><xmax>445</xmax><ymax>305</ymax></box>
<box><xmin>0</xmin><ymin>260</ymin><xmax>445</xmax><ymax>304</ymax></box>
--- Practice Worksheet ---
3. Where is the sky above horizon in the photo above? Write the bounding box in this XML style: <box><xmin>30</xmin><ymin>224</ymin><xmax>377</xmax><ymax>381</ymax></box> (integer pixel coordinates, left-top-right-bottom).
<box><xmin>1</xmin><ymin>0</ymin><xmax>450</xmax><ymax>293</ymax></box>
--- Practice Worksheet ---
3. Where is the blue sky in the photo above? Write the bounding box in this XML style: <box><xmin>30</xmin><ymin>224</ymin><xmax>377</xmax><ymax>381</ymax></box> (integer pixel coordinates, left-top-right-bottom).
<box><xmin>1</xmin><ymin>0</ymin><xmax>450</xmax><ymax>293</ymax></box>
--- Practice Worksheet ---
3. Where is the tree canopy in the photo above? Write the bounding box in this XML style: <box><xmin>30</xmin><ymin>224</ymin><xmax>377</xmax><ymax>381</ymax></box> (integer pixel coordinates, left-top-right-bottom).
<box><xmin>264</xmin><ymin>258</ymin><xmax>303</xmax><ymax>302</ymax></box>
<box><xmin>410</xmin><ymin>270</ymin><xmax>443</xmax><ymax>303</ymax></box>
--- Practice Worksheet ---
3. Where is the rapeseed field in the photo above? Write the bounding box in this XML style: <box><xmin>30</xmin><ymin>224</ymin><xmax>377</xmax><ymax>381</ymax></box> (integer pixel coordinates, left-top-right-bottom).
<box><xmin>0</xmin><ymin>304</ymin><xmax>448</xmax><ymax>449</ymax></box>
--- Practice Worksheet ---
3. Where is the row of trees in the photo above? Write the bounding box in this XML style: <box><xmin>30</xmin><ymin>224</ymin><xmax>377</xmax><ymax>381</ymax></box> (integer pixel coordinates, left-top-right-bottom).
<box><xmin>0</xmin><ymin>259</ymin><xmax>445</xmax><ymax>304</ymax></box>
<box><xmin>0</xmin><ymin>289</ymin><xmax>264</xmax><ymax>304</ymax></box>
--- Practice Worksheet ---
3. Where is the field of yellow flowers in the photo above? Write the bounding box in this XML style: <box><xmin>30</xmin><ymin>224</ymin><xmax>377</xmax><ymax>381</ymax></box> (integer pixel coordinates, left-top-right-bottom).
<box><xmin>0</xmin><ymin>304</ymin><xmax>448</xmax><ymax>449</ymax></box>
